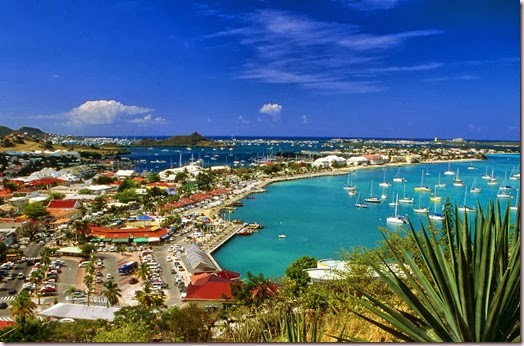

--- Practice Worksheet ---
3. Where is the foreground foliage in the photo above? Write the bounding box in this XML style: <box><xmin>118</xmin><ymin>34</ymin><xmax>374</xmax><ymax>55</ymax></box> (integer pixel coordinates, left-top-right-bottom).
<box><xmin>337</xmin><ymin>201</ymin><xmax>520</xmax><ymax>342</ymax></box>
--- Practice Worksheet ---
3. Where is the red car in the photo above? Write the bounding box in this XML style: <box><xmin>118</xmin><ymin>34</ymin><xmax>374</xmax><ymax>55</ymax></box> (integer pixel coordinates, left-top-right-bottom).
<box><xmin>40</xmin><ymin>286</ymin><xmax>56</xmax><ymax>293</ymax></box>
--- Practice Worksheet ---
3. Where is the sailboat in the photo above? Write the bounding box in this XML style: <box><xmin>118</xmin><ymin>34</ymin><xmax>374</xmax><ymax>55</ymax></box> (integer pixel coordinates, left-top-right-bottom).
<box><xmin>498</xmin><ymin>171</ymin><xmax>514</xmax><ymax>191</ymax></box>
<box><xmin>452</xmin><ymin>168</ymin><xmax>464</xmax><ymax>187</ymax></box>
<box><xmin>399</xmin><ymin>183</ymin><xmax>414</xmax><ymax>204</ymax></box>
<box><xmin>380</xmin><ymin>187</ymin><xmax>388</xmax><ymax>200</ymax></box>
<box><xmin>510</xmin><ymin>188</ymin><xmax>519</xmax><ymax>211</ymax></box>
<box><xmin>413</xmin><ymin>196</ymin><xmax>429</xmax><ymax>214</ymax></box>
<box><xmin>435</xmin><ymin>172</ymin><xmax>446</xmax><ymax>188</ymax></box>
<box><xmin>414</xmin><ymin>170</ymin><xmax>432</xmax><ymax>192</ymax></box>
<box><xmin>487</xmin><ymin>169</ymin><xmax>498</xmax><ymax>185</ymax></box>
<box><xmin>429</xmin><ymin>202</ymin><xmax>445</xmax><ymax>221</ymax></box>
<box><xmin>355</xmin><ymin>193</ymin><xmax>368</xmax><ymax>208</ymax></box>
<box><xmin>470</xmin><ymin>178</ymin><xmax>481</xmax><ymax>193</ymax></box>
<box><xmin>510</xmin><ymin>166</ymin><xmax>520</xmax><ymax>180</ymax></box>
<box><xmin>379</xmin><ymin>169</ymin><xmax>391</xmax><ymax>187</ymax></box>
<box><xmin>444</xmin><ymin>163</ymin><xmax>455</xmax><ymax>175</ymax></box>
<box><xmin>343</xmin><ymin>173</ymin><xmax>357</xmax><ymax>193</ymax></box>
<box><xmin>481</xmin><ymin>167</ymin><xmax>491</xmax><ymax>180</ymax></box>
<box><xmin>386</xmin><ymin>194</ymin><xmax>406</xmax><ymax>224</ymax></box>
<box><xmin>458</xmin><ymin>186</ymin><xmax>475</xmax><ymax>212</ymax></box>
<box><xmin>429</xmin><ymin>185</ymin><xmax>442</xmax><ymax>202</ymax></box>
<box><xmin>364</xmin><ymin>181</ymin><xmax>381</xmax><ymax>203</ymax></box>
<box><xmin>392</xmin><ymin>167</ymin><xmax>407</xmax><ymax>183</ymax></box>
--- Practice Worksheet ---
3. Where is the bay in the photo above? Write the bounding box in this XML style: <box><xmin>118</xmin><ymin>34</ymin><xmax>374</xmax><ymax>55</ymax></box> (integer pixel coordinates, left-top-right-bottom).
<box><xmin>212</xmin><ymin>154</ymin><xmax>520</xmax><ymax>280</ymax></box>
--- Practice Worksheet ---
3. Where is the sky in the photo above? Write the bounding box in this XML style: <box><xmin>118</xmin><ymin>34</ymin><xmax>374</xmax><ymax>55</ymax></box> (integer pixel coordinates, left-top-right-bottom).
<box><xmin>0</xmin><ymin>0</ymin><xmax>520</xmax><ymax>140</ymax></box>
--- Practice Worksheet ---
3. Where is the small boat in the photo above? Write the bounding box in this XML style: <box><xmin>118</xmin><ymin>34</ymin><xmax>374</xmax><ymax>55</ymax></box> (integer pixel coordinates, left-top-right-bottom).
<box><xmin>379</xmin><ymin>169</ymin><xmax>391</xmax><ymax>187</ymax></box>
<box><xmin>413</xmin><ymin>196</ymin><xmax>429</xmax><ymax>214</ymax></box>
<box><xmin>387</xmin><ymin>194</ymin><xmax>407</xmax><ymax>224</ymax></box>
<box><xmin>481</xmin><ymin>167</ymin><xmax>491</xmax><ymax>180</ymax></box>
<box><xmin>343</xmin><ymin>173</ymin><xmax>357</xmax><ymax>192</ymax></box>
<box><xmin>278</xmin><ymin>234</ymin><xmax>287</xmax><ymax>238</ymax></box>
<box><xmin>487</xmin><ymin>169</ymin><xmax>498</xmax><ymax>185</ymax></box>
<box><xmin>414</xmin><ymin>170</ymin><xmax>432</xmax><ymax>192</ymax></box>
<box><xmin>236</xmin><ymin>230</ymin><xmax>252</xmax><ymax>236</ymax></box>
<box><xmin>498</xmin><ymin>172</ymin><xmax>514</xmax><ymax>191</ymax></box>
<box><xmin>355</xmin><ymin>193</ymin><xmax>368</xmax><ymax>208</ymax></box>
<box><xmin>392</xmin><ymin>167</ymin><xmax>407</xmax><ymax>183</ymax></box>
<box><xmin>470</xmin><ymin>178</ymin><xmax>481</xmax><ymax>193</ymax></box>
<box><xmin>380</xmin><ymin>187</ymin><xmax>388</xmax><ymax>200</ymax></box>
<box><xmin>429</xmin><ymin>203</ymin><xmax>445</xmax><ymax>221</ymax></box>
<box><xmin>458</xmin><ymin>186</ymin><xmax>475</xmax><ymax>212</ymax></box>
<box><xmin>364</xmin><ymin>181</ymin><xmax>381</xmax><ymax>203</ymax></box>
<box><xmin>435</xmin><ymin>173</ymin><xmax>446</xmax><ymax>188</ymax></box>
<box><xmin>467</xmin><ymin>166</ymin><xmax>477</xmax><ymax>170</ymax></box>
<box><xmin>444</xmin><ymin>163</ymin><xmax>455</xmax><ymax>176</ymax></box>
<box><xmin>429</xmin><ymin>185</ymin><xmax>442</xmax><ymax>202</ymax></box>
<box><xmin>510</xmin><ymin>188</ymin><xmax>519</xmax><ymax>211</ymax></box>
<box><xmin>453</xmin><ymin>168</ymin><xmax>464</xmax><ymax>187</ymax></box>
<box><xmin>399</xmin><ymin>183</ymin><xmax>414</xmax><ymax>204</ymax></box>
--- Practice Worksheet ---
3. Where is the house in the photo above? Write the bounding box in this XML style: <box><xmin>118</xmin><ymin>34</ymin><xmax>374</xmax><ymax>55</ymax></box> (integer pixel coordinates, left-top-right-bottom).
<box><xmin>311</xmin><ymin>155</ymin><xmax>347</xmax><ymax>168</ymax></box>
<box><xmin>183</xmin><ymin>273</ymin><xmax>235</xmax><ymax>309</ymax></box>
<box><xmin>115</xmin><ymin>170</ymin><xmax>136</xmax><ymax>180</ymax></box>
<box><xmin>47</xmin><ymin>200</ymin><xmax>81</xmax><ymax>209</ymax></box>
<box><xmin>46</xmin><ymin>199</ymin><xmax>82</xmax><ymax>221</ymax></box>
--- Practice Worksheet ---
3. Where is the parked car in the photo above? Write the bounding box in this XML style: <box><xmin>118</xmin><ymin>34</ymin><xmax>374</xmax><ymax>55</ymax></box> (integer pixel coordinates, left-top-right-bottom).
<box><xmin>129</xmin><ymin>277</ymin><xmax>138</xmax><ymax>284</ymax></box>
<box><xmin>8</xmin><ymin>288</ymin><xmax>17</xmax><ymax>295</ymax></box>
<box><xmin>0</xmin><ymin>302</ymin><xmax>7</xmax><ymax>309</ymax></box>
<box><xmin>106</xmin><ymin>273</ymin><xmax>113</xmax><ymax>279</ymax></box>
<box><xmin>16</xmin><ymin>273</ymin><xmax>24</xmax><ymax>279</ymax></box>
<box><xmin>40</xmin><ymin>286</ymin><xmax>56</xmax><ymax>293</ymax></box>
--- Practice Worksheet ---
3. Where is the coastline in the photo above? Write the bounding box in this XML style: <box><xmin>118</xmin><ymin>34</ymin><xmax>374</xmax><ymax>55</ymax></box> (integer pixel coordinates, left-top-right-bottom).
<box><xmin>199</xmin><ymin>157</ymin><xmax>482</xmax><ymax>263</ymax></box>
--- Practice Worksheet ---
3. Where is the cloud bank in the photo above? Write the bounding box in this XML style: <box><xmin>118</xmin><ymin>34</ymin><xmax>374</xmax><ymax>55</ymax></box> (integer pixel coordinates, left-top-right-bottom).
<box><xmin>67</xmin><ymin>100</ymin><xmax>155</xmax><ymax>126</ymax></box>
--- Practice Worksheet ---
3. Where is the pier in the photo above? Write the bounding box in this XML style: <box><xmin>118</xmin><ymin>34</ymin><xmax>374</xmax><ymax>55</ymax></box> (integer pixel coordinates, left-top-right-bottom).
<box><xmin>204</xmin><ymin>223</ymin><xmax>246</xmax><ymax>271</ymax></box>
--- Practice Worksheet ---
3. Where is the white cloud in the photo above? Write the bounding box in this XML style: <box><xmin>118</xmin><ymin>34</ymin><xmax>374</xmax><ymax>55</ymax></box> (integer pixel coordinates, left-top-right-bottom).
<box><xmin>207</xmin><ymin>9</ymin><xmax>442</xmax><ymax>93</ymax></box>
<box><xmin>67</xmin><ymin>100</ymin><xmax>153</xmax><ymax>126</ymax></box>
<box><xmin>336</xmin><ymin>0</ymin><xmax>401</xmax><ymax>11</ymax></box>
<box><xmin>238</xmin><ymin>115</ymin><xmax>250</xmax><ymax>124</ymax></box>
<box><xmin>128</xmin><ymin>114</ymin><xmax>166</xmax><ymax>124</ymax></box>
<box><xmin>259</xmin><ymin>103</ymin><xmax>282</xmax><ymax>115</ymax></box>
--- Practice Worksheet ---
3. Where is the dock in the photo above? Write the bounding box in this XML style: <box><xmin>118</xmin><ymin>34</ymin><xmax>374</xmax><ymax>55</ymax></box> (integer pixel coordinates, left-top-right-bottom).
<box><xmin>204</xmin><ymin>224</ymin><xmax>245</xmax><ymax>271</ymax></box>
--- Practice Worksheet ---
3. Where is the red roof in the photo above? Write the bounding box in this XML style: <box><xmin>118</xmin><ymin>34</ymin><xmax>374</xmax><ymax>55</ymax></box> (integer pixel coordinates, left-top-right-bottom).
<box><xmin>0</xmin><ymin>320</ymin><xmax>15</xmax><ymax>329</ymax></box>
<box><xmin>28</xmin><ymin>178</ymin><xmax>64</xmax><ymax>186</ymax></box>
<box><xmin>89</xmin><ymin>226</ymin><xmax>169</xmax><ymax>239</ymax></box>
<box><xmin>47</xmin><ymin>200</ymin><xmax>79</xmax><ymax>209</ymax></box>
<box><xmin>215</xmin><ymin>270</ymin><xmax>240</xmax><ymax>280</ymax></box>
<box><xmin>184</xmin><ymin>275</ymin><xmax>234</xmax><ymax>301</ymax></box>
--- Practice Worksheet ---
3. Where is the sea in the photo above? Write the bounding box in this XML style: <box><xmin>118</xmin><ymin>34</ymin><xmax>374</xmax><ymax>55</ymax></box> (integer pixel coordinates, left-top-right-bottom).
<box><xmin>119</xmin><ymin>140</ymin><xmax>521</xmax><ymax>281</ymax></box>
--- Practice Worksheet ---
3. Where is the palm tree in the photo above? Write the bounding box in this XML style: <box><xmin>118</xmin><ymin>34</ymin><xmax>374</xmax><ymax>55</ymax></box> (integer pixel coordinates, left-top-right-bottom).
<box><xmin>135</xmin><ymin>261</ymin><xmax>150</xmax><ymax>282</ymax></box>
<box><xmin>11</xmin><ymin>290</ymin><xmax>37</xmax><ymax>324</ymax></box>
<box><xmin>336</xmin><ymin>201</ymin><xmax>520</xmax><ymax>342</ymax></box>
<box><xmin>102</xmin><ymin>280</ymin><xmax>122</xmax><ymax>307</ymax></box>
<box><xmin>65</xmin><ymin>286</ymin><xmax>78</xmax><ymax>303</ymax></box>
<box><xmin>134</xmin><ymin>283</ymin><xmax>164</xmax><ymax>308</ymax></box>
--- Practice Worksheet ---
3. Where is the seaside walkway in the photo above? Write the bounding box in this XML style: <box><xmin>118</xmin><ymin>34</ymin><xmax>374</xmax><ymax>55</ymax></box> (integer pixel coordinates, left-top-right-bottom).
<box><xmin>204</xmin><ymin>224</ymin><xmax>245</xmax><ymax>271</ymax></box>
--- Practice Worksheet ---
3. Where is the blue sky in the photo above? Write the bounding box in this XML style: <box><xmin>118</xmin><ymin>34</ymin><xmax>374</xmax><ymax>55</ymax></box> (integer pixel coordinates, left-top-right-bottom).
<box><xmin>0</xmin><ymin>0</ymin><xmax>520</xmax><ymax>140</ymax></box>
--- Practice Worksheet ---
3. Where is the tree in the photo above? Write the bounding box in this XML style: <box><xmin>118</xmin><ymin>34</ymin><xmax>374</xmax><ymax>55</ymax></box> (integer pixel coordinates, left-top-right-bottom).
<box><xmin>65</xmin><ymin>286</ymin><xmax>79</xmax><ymax>303</ymax></box>
<box><xmin>195</xmin><ymin>171</ymin><xmax>213</xmax><ymax>191</ymax></box>
<box><xmin>117</xmin><ymin>178</ymin><xmax>138</xmax><ymax>192</ymax></box>
<box><xmin>101</xmin><ymin>280</ymin><xmax>122</xmax><ymax>307</ymax></box>
<box><xmin>79</xmin><ymin>243</ymin><xmax>96</xmax><ymax>258</ymax></box>
<box><xmin>147</xmin><ymin>172</ymin><xmax>161</xmax><ymax>183</ymax></box>
<box><xmin>337</xmin><ymin>201</ymin><xmax>520</xmax><ymax>342</ymax></box>
<box><xmin>91</xmin><ymin>323</ymin><xmax>151</xmax><ymax>343</ymax></box>
<box><xmin>21</xmin><ymin>202</ymin><xmax>48</xmax><ymax>220</ymax></box>
<box><xmin>134</xmin><ymin>283</ymin><xmax>165</xmax><ymax>308</ymax></box>
<box><xmin>11</xmin><ymin>290</ymin><xmax>37</xmax><ymax>324</ymax></box>
<box><xmin>231</xmin><ymin>272</ymin><xmax>277</xmax><ymax>307</ymax></box>
<box><xmin>284</xmin><ymin>256</ymin><xmax>317</xmax><ymax>297</ymax></box>
<box><xmin>48</xmin><ymin>192</ymin><xmax>66</xmax><ymax>200</ymax></box>
<box><xmin>135</xmin><ymin>262</ymin><xmax>150</xmax><ymax>282</ymax></box>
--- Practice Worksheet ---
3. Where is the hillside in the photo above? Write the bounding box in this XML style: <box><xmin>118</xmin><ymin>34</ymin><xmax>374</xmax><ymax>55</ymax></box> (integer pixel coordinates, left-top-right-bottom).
<box><xmin>135</xmin><ymin>132</ymin><xmax>220</xmax><ymax>147</ymax></box>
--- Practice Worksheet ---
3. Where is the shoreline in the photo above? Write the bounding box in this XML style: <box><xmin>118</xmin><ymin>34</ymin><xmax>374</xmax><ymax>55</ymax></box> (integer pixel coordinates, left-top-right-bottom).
<box><xmin>200</xmin><ymin>157</ymin><xmax>483</xmax><ymax>262</ymax></box>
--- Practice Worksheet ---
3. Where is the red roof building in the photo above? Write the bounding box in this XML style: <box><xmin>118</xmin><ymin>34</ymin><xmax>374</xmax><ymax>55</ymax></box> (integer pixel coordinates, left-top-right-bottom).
<box><xmin>47</xmin><ymin>200</ymin><xmax>80</xmax><ymax>209</ymax></box>
<box><xmin>183</xmin><ymin>273</ymin><xmax>234</xmax><ymax>308</ymax></box>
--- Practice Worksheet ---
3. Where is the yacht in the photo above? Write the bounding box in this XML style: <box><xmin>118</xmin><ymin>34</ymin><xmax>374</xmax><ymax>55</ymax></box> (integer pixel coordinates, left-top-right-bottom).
<box><xmin>470</xmin><ymin>178</ymin><xmax>481</xmax><ymax>193</ymax></box>
<box><xmin>444</xmin><ymin>163</ymin><xmax>455</xmax><ymax>176</ymax></box>
<box><xmin>413</xmin><ymin>196</ymin><xmax>429</xmax><ymax>214</ymax></box>
<box><xmin>452</xmin><ymin>168</ymin><xmax>464</xmax><ymax>187</ymax></box>
<box><xmin>458</xmin><ymin>186</ymin><xmax>475</xmax><ymax>213</ymax></box>
<box><xmin>414</xmin><ymin>170</ymin><xmax>432</xmax><ymax>192</ymax></box>
<box><xmin>355</xmin><ymin>193</ymin><xmax>368</xmax><ymax>208</ymax></box>
<box><xmin>392</xmin><ymin>167</ymin><xmax>407</xmax><ymax>183</ymax></box>
<box><xmin>386</xmin><ymin>194</ymin><xmax>406</xmax><ymax>224</ymax></box>
<box><xmin>364</xmin><ymin>181</ymin><xmax>381</xmax><ymax>203</ymax></box>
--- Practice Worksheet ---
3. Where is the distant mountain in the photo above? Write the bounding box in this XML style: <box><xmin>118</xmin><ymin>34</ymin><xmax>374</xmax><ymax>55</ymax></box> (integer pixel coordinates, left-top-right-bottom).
<box><xmin>135</xmin><ymin>132</ymin><xmax>219</xmax><ymax>147</ymax></box>
<box><xmin>0</xmin><ymin>126</ymin><xmax>13</xmax><ymax>137</ymax></box>
<box><xmin>15</xmin><ymin>126</ymin><xmax>49</xmax><ymax>139</ymax></box>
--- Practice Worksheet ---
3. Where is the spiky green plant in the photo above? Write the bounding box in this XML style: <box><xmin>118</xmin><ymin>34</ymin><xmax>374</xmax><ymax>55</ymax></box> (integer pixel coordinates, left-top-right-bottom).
<box><xmin>334</xmin><ymin>200</ymin><xmax>520</xmax><ymax>342</ymax></box>
<box><xmin>264</xmin><ymin>309</ymin><xmax>322</xmax><ymax>342</ymax></box>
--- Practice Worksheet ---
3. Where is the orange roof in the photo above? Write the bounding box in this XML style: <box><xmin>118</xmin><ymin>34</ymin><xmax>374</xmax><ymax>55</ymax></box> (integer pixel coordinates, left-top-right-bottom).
<box><xmin>47</xmin><ymin>200</ymin><xmax>79</xmax><ymax>209</ymax></box>
<box><xmin>184</xmin><ymin>275</ymin><xmax>234</xmax><ymax>301</ymax></box>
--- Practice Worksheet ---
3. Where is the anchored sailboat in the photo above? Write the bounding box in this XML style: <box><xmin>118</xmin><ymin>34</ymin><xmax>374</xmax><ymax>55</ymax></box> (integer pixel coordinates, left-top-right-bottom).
<box><xmin>386</xmin><ymin>194</ymin><xmax>406</xmax><ymax>224</ymax></box>
<box><xmin>458</xmin><ymin>186</ymin><xmax>475</xmax><ymax>212</ymax></box>
<box><xmin>399</xmin><ymin>183</ymin><xmax>414</xmax><ymax>204</ymax></box>
<box><xmin>414</xmin><ymin>170</ymin><xmax>431</xmax><ymax>192</ymax></box>
<box><xmin>364</xmin><ymin>181</ymin><xmax>381</xmax><ymax>203</ymax></box>
<box><xmin>392</xmin><ymin>167</ymin><xmax>407</xmax><ymax>183</ymax></box>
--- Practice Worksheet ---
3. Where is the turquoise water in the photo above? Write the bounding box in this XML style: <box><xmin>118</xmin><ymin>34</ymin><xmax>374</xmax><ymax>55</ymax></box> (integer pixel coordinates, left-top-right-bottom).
<box><xmin>212</xmin><ymin>154</ymin><xmax>521</xmax><ymax>280</ymax></box>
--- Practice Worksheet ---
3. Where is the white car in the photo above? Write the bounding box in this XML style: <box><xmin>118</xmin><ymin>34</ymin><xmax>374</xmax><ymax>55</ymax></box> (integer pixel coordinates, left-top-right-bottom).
<box><xmin>106</xmin><ymin>273</ymin><xmax>113</xmax><ymax>279</ymax></box>
<box><xmin>180</xmin><ymin>292</ymin><xmax>187</xmax><ymax>299</ymax></box>
<box><xmin>166</xmin><ymin>256</ymin><xmax>172</xmax><ymax>262</ymax></box>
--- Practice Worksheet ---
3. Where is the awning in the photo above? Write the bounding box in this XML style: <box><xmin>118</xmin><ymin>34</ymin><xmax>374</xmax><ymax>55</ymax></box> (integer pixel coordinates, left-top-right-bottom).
<box><xmin>90</xmin><ymin>238</ymin><xmax>103</xmax><ymax>242</ymax></box>
<box><xmin>160</xmin><ymin>234</ymin><xmax>170</xmax><ymax>240</ymax></box>
<box><xmin>133</xmin><ymin>238</ymin><xmax>149</xmax><ymax>243</ymax></box>
<box><xmin>148</xmin><ymin>237</ymin><xmax>160</xmax><ymax>243</ymax></box>
<box><xmin>111</xmin><ymin>238</ymin><xmax>129</xmax><ymax>243</ymax></box>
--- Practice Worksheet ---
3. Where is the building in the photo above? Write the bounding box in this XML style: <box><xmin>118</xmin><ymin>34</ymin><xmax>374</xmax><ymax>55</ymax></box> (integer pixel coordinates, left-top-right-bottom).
<box><xmin>38</xmin><ymin>302</ymin><xmax>120</xmax><ymax>321</ymax></box>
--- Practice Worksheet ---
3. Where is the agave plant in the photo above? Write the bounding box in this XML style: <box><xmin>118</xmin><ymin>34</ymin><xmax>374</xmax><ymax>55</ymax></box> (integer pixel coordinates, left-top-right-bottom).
<box><xmin>335</xmin><ymin>200</ymin><xmax>520</xmax><ymax>342</ymax></box>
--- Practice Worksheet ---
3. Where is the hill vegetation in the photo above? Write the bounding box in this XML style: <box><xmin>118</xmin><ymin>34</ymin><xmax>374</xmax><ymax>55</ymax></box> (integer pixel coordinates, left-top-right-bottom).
<box><xmin>134</xmin><ymin>132</ymin><xmax>221</xmax><ymax>147</ymax></box>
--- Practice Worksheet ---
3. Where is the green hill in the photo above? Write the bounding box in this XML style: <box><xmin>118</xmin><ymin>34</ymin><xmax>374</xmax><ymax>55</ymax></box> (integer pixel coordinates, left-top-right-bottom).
<box><xmin>135</xmin><ymin>132</ymin><xmax>219</xmax><ymax>147</ymax></box>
